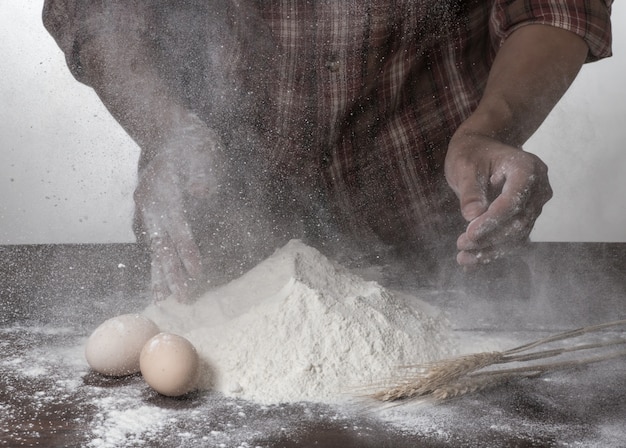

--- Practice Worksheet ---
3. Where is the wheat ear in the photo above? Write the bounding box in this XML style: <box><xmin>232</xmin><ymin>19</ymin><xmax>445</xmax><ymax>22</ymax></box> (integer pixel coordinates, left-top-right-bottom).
<box><xmin>369</xmin><ymin>351</ymin><xmax>503</xmax><ymax>401</ymax></box>
<box><xmin>368</xmin><ymin>318</ymin><xmax>626</xmax><ymax>403</ymax></box>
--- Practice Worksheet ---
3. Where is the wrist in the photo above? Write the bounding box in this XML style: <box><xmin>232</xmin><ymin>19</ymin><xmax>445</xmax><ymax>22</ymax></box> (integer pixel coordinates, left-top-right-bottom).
<box><xmin>452</xmin><ymin>97</ymin><xmax>521</xmax><ymax>149</ymax></box>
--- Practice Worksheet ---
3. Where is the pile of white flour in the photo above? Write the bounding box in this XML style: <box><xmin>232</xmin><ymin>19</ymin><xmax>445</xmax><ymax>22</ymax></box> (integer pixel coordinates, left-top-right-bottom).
<box><xmin>143</xmin><ymin>240</ymin><xmax>456</xmax><ymax>405</ymax></box>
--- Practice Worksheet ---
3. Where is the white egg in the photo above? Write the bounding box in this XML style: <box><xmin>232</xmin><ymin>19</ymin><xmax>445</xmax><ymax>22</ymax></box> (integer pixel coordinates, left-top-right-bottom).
<box><xmin>85</xmin><ymin>314</ymin><xmax>160</xmax><ymax>377</ymax></box>
<box><xmin>140</xmin><ymin>332</ymin><xmax>200</xmax><ymax>397</ymax></box>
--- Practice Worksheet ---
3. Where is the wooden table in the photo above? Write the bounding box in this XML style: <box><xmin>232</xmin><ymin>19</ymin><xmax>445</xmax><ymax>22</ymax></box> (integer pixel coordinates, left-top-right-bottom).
<box><xmin>1</xmin><ymin>243</ymin><xmax>625</xmax><ymax>447</ymax></box>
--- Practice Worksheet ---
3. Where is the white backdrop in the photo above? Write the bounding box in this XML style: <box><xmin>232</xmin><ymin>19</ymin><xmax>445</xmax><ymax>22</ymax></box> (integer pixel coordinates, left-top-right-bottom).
<box><xmin>1</xmin><ymin>0</ymin><xmax>625</xmax><ymax>244</ymax></box>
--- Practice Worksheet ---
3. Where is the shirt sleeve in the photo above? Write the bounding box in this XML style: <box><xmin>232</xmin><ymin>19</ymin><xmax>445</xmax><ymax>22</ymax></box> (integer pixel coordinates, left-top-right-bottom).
<box><xmin>490</xmin><ymin>0</ymin><xmax>613</xmax><ymax>62</ymax></box>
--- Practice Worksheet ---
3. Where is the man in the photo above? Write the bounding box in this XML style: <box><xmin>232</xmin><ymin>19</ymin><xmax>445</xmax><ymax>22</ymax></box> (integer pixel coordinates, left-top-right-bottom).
<box><xmin>42</xmin><ymin>0</ymin><xmax>612</xmax><ymax>301</ymax></box>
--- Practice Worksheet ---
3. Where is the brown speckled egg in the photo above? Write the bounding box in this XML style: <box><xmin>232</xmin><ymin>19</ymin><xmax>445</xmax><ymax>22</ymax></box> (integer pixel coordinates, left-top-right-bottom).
<box><xmin>85</xmin><ymin>314</ymin><xmax>160</xmax><ymax>377</ymax></box>
<box><xmin>139</xmin><ymin>332</ymin><xmax>199</xmax><ymax>397</ymax></box>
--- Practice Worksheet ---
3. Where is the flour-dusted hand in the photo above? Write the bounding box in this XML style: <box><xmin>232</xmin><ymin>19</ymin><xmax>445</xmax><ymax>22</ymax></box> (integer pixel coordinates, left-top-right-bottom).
<box><xmin>135</xmin><ymin>154</ymin><xmax>203</xmax><ymax>302</ymax></box>
<box><xmin>42</xmin><ymin>0</ymin><xmax>231</xmax><ymax>302</ymax></box>
<box><xmin>134</xmin><ymin>116</ymin><xmax>224</xmax><ymax>302</ymax></box>
<box><xmin>445</xmin><ymin>132</ymin><xmax>552</xmax><ymax>266</ymax></box>
<box><xmin>443</xmin><ymin>24</ymin><xmax>588</xmax><ymax>268</ymax></box>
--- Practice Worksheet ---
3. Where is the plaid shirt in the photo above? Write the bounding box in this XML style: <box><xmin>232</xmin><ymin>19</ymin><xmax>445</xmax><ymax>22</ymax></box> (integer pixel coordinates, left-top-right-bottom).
<box><xmin>251</xmin><ymin>0</ymin><xmax>613</xmax><ymax>247</ymax></box>
<box><xmin>47</xmin><ymin>0</ymin><xmax>613</xmax><ymax>251</ymax></box>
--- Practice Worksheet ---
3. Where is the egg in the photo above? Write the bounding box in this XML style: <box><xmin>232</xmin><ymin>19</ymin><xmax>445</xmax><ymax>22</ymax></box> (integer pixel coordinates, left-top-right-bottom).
<box><xmin>85</xmin><ymin>314</ymin><xmax>160</xmax><ymax>377</ymax></box>
<box><xmin>140</xmin><ymin>332</ymin><xmax>200</xmax><ymax>397</ymax></box>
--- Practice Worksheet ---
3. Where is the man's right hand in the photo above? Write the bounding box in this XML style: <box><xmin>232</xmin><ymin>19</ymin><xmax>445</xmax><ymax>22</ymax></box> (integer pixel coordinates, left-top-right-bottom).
<box><xmin>134</xmin><ymin>119</ymin><xmax>223</xmax><ymax>302</ymax></box>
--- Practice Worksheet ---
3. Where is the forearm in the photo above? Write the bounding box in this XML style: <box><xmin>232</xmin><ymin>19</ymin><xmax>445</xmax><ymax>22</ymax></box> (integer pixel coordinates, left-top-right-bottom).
<box><xmin>454</xmin><ymin>24</ymin><xmax>589</xmax><ymax>147</ymax></box>
<box><xmin>78</xmin><ymin>34</ymin><xmax>191</xmax><ymax>159</ymax></box>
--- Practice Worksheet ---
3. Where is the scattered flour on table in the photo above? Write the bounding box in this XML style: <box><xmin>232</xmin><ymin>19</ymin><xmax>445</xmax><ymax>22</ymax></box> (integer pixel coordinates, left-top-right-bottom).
<box><xmin>144</xmin><ymin>240</ymin><xmax>456</xmax><ymax>405</ymax></box>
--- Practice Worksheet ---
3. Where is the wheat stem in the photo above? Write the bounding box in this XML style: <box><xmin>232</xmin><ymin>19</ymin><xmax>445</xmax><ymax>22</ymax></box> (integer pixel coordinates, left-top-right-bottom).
<box><xmin>473</xmin><ymin>348</ymin><xmax>626</xmax><ymax>378</ymax></box>
<box><xmin>503</xmin><ymin>319</ymin><xmax>626</xmax><ymax>355</ymax></box>
<box><xmin>500</xmin><ymin>338</ymin><xmax>626</xmax><ymax>363</ymax></box>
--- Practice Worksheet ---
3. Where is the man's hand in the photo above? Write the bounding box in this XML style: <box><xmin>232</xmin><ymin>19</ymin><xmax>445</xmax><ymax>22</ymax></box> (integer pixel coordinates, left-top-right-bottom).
<box><xmin>445</xmin><ymin>24</ymin><xmax>588</xmax><ymax>267</ymax></box>
<box><xmin>51</xmin><ymin>5</ymin><xmax>226</xmax><ymax>302</ymax></box>
<box><xmin>135</xmin><ymin>155</ymin><xmax>202</xmax><ymax>302</ymax></box>
<box><xmin>445</xmin><ymin>132</ymin><xmax>552</xmax><ymax>266</ymax></box>
<box><xmin>134</xmin><ymin>118</ymin><xmax>223</xmax><ymax>302</ymax></box>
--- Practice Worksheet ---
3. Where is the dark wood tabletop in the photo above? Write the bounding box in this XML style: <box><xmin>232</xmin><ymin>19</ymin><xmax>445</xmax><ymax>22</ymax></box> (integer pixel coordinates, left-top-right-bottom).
<box><xmin>1</xmin><ymin>242</ymin><xmax>625</xmax><ymax>447</ymax></box>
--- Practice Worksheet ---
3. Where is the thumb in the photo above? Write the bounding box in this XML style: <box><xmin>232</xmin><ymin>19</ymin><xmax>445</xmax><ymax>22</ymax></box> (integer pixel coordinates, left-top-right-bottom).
<box><xmin>445</xmin><ymin>137</ymin><xmax>492</xmax><ymax>222</ymax></box>
<box><xmin>457</xmin><ymin>179</ymin><xmax>489</xmax><ymax>222</ymax></box>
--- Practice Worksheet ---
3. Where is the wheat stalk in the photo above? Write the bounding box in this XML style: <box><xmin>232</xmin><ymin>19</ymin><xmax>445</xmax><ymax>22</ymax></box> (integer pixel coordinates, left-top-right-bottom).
<box><xmin>369</xmin><ymin>351</ymin><xmax>502</xmax><ymax>401</ymax></box>
<box><xmin>368</xmin><ymin>318</ymin><xmax>626</xmax><ymax>403</ymax></box>
<box><xmin>430</xmin><ymin>372</ymin><xmax>518</xmax><ymax>400</ymax></box>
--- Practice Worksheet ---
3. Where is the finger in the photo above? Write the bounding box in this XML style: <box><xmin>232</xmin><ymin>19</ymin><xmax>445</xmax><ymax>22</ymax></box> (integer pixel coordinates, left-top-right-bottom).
<box><xmin>142</xmin><ymin>211</ymin><xmax>178</xmax><ymax>302</ymax></box>
<box><xmin>150</xmin><ymin>256</ymin><xmax>171</xmax><ymax>302</ymax></box>
<box><xmin>458</xmin><ymin>209</ymin><xmax>536</xmax><ymax>252</ymax></box>
<box><xmin>463</xmin><ymin>165</ymin><xmax>536</xmax><ymax>245</ymax></box>
<box><xmin>457</xmin><ymin>194</ymin><xmax>543</xmax><ymax>267</ymax></box>
<box><xmin>456</xmin><ymin>250</ymin><xmax>491</xmax><ymax>268</ymax></box>
<box><xmin>454</xmin><ymin>170</ymin><xmax>491</xmax><ymax>222</ymax></box>
<box><xmin>458</xmin><ymin>213</ymin><xmax>535</xmax><ymax>265</ymax></box>
<box><xmin>142</xmin><ymin>198</ymin><xmax>203</xmax><ymax>301</ymax></box>
<box><xmin>169</xmin><ymin>218</ymin><xmax>205</xmax><ymax>282</ymax></box>
<box><xmin>150</xmin><ymin>234</ymin><xmax>191</xmax><ymax>302</ymax></box>
<box><xmin>184</xmin><ymin>151</ymin><xmax>215</xmax><ymax>197</ymax></box>
<box><xmin>457</xmin><ymin>239</ymin><xmax>527</xmax><ymax>267</ymax></box>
